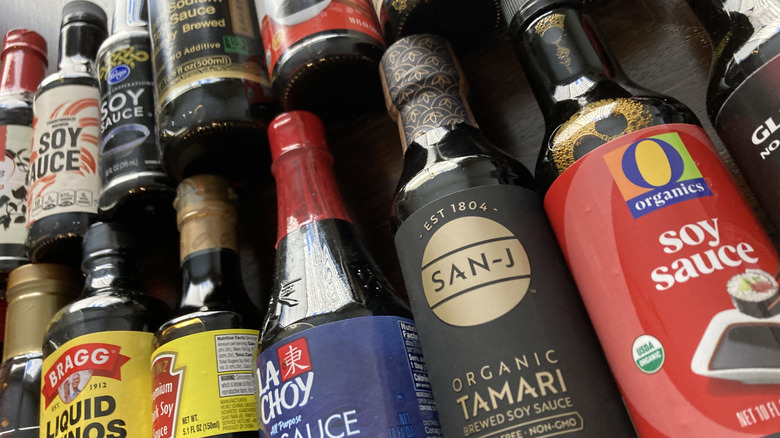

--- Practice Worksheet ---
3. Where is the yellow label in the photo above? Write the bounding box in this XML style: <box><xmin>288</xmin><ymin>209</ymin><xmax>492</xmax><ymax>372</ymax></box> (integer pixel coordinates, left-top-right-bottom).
<box><xmin>151</xmin><ymin>329</ymin><xmax>260</xmax><ymax>438</ymax></box>
<box><xmin>40</xmin><ymin>331</ymin><xmax>155</xmax><ymax>438</ymax></box>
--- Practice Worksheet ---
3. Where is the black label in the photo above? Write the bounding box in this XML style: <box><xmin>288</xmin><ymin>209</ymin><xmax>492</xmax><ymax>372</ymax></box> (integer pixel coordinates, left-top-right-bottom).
<box><xmin>394</xmin><ymin>184</ymin><xmax>634</xmax><ymax>437</ymax></box>
<box><xmin>98</xmin><ymin>35</ymin><xmax>165</xmax><ymax>188</ymax></box>
<box><xmin>148</xmin><ymin>0</ymin><xmax>271</xmax><ymax>106</ymax></box>
<box><xmin>715</xmin><ymin>53</ymin><xmax>780</xmax><ymax>233</ymax></box>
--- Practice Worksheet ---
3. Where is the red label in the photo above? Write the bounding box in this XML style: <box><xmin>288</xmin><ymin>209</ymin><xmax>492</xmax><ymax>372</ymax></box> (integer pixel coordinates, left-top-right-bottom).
<box><xmin>545</xmin><ymin>123</ymin><xmax>780</xmax><ymax>436</ymax></box>
<box><xmin>41</xmin><ymin>342</ymin><xmax>131</xmax><ymax>407</ymax></box>
<box><xmin>151</xmin><ymin>354</ymin><xmax>184</xmax><ymax>438</ymax></box>
<box><xmin>260</xmin><ymin>0</ymin><xmax>383</xmax><ymax>75</ymax></box>
<box><xmin>277</xmin><ymin>337</ymin><xmax>312</xmax><ymax>382</ymax></box>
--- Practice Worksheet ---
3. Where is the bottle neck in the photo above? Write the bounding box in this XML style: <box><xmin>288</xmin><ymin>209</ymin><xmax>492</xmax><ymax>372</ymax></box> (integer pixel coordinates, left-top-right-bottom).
<box><xmin>58</xmin><ymin>21</ymin><xmax>105</xmax><ymax>71</ymax></box>
<box><xmin>0</xmin><ymin>48</ymin><xmax>46</xmax><ymax>99</ymax></box>
<box><xmin>513</xmin><ymin>7</ymin><xmax>626</xmax><ymax>120</ymax></box>
<box><xmin>273</xmin><ymin>147</ymin><xmax>350</xmax><ymax>244</ymax></box>
<box><xmin>112</xmin><ymin>0</ymin><xmax>147</xmax><ymax>34</ymax></box>
<box><xmin>179</xmin><ymin>248</ymin><xmax>245</xmax><ymax>310</ymax></box>
<box><xmin>82</xmin><ymin>255</ymin><xmax>138</xmax><ymax>294</ymax></box>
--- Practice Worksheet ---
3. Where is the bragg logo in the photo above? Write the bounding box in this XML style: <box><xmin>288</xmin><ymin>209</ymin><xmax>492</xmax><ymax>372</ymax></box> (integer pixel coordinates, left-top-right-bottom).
<box><xmin>42</xmin><ymin>343</ymin><xmax>130</xmax><ymax>407</ymax></box>
<box><xmin>421</xmin><ymin>216</ymin><xmax>531</xmax><ymax>327</ymax></box>
<box><xmin>604</xmin><ymin>132</ymin><xmax>712</xmax><ymax>219</ymax></box>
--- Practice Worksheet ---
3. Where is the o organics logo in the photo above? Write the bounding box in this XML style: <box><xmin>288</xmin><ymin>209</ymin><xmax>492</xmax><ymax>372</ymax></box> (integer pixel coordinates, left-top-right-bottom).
<box><xmin>421</xmin><ymin>216</ymin><xmax>531</xmax><ymax>327</ymax></box>
<box><xmin>604</xmin><ymin>132</ymin><xmax>712</xmax><ymax>218</ymax></box>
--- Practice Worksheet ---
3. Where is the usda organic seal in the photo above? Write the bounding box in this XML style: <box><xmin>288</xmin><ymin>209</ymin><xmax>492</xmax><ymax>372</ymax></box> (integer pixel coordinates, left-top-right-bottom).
<box><xmin>633</xmin><ymin>334</ymin><xmax>665</xmax><ymax>373</ymax></box>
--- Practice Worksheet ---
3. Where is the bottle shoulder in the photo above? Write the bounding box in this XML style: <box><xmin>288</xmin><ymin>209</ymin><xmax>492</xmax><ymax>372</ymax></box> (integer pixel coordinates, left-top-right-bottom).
<box><xmin>156</xmin><ymin>309</ymin><xmax>259</xmax><ymax>347</ymax></box>
<box><xmin>37</xmin><ymin>70</ymin><xmax>99</xmax><ymax>95</ymax></box>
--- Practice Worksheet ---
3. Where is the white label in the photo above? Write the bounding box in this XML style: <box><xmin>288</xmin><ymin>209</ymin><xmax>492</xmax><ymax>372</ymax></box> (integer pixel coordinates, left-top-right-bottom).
<box><xmin>215</xmin><ymin>334</ymin><xmax>257</xmax><ymax>372</ymax></box>
<box><xmin>0</xmin><ymin>124</ymin><xmax>31</xmax><ymax>244</ymax></box>
<box><xmin>28</xmin><ymin>84</ymin><xmax>100</xmax><ymax>225</ymax></box>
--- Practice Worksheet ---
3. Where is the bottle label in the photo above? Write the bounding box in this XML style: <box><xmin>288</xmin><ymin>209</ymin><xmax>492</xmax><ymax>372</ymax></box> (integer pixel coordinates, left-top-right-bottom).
<box><xmin>39</xmin><ymin>331</ymin><xmax>155</xmax><ymax>438</ymax></box>
<box><xmin>715</xmin><ymin>52</ymin><xmax>780</xmax><ymax>231</ymax></box>
<box><xmin>98</xmin><ymin>36</ymin><xmax>166</xmax><ymax>194</ymax></box>
<box><xmin>148</xmin><ymin>0</ymin><xmax>271</xmax><ymax>107</ymax></box>
<box><xmin>394</xmin><ymin>184</ymin><xmax>633</xmax><ymax>437</ymax></box>
<box><xmin>260</xmin><ymin>0</ymin><xmax>384</xmax><ymax>77</ymax></box>
<box><xmin>151</xmin><ymin>329</ymin><xmax>259</xmax><ymax>438</ymax></box>
<box><xmin>257</xmin><ymin>316</ymin><xmax>442</xmax><ymax>437</ymax></box>
<box><xmin>0</xmin><ymin>124</ymin><xmax>31</xmax><ymax>246</ymax></box>
<box><xmin>28</xmin><ymin>85</ymin><xmax>100</xmax><ymax>225</ymax></box>
<box><xmin>544</xmin><ymin>122</ymin><xmax>780</xmax><ymax>436</ymax></box>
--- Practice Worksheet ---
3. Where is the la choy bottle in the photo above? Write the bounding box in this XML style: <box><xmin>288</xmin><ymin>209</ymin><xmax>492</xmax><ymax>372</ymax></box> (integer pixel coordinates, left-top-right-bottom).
<box><xmin>151</xmin><ymin>174</ymin><xmax>261</xmax><ymax>438</ymax></box>
<box><xmin>258</xmin><ymin>110</ymin><xmax>442</xmax><ymax>438</ymax></box>
<box><xmin>502</xmin><ymin>0</ymin><xmax>780</xmax><ymax>435</ymax></box>
<box><xmin>27</xmin><ymin>1</ymin><xmax>107</xmax><ymax>266</ymax></box>
<box><xmin>380</xmin><ymin>33</ymin><xmax>635</xmax><ymax>438</ymax></box>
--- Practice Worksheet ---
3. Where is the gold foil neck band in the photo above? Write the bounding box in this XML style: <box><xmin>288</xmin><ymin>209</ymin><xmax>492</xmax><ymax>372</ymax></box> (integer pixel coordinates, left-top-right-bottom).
<box><xmin>175</xmin><ymin>175</ymin><xmax>239</xmax><ymax>261</ymax></box>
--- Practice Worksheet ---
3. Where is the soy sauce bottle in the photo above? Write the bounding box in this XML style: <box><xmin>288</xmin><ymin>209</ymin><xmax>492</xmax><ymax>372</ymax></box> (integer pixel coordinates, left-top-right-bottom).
<box><xmin>381</xmin><ymin>33</ymin><xmax>634</xmax><ymax>438</ymax></box>
<box><xmin>96</xmin><ymin>0</ymin><xmax>175</xmax><ymax>220</ymax></box>
<box><xmin>40</xmin><ymin>222</ymin><xmax>170</xmax><ymax>437</ymax></box>
<box><xmin>27</xmin><ymin>1</ymin><xmax>107</xmax><ymax>266</ymax></box>
<box><xmin>0</xmin><ymin>264</ymin><xmax>80</xmax><ymax>437</ymax></box>
<box><xmin>151</xmin><ymin>175</ymin><xmax>261</xmax><ymax>438</ymax></box>
<box><xmin>258</xmin><ymin>111</ymin><xmax>442</xmax><ymax>437</ymax></box>
<box><xmin>503</xmin><ymin>0</ymin><xmax>780</xmax><ymax>435</ymax></box>
<box><xmin>687</xmin><ymin>0</ymin><xmax>780</xmax><ymax>234</ymax></box>
<box><xmin>0</xmin><ymin>29</ymin><xmax>47</xmax><ymax>283</ymax></box>
<box><xmin>147</xmin><ymin>0</ymin><xmax>276</xmax><ymax>181</ymax></box>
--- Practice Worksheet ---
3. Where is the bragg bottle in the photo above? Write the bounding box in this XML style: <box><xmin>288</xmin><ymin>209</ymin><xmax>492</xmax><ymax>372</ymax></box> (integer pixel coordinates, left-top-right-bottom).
<box><xmin>503</xmin><ymin>0</ymin><xmax>780</xmax><ymax>435</ymax></box>
<box><xmin>258</xmin><ymin>0</ymin><xmax>385</xmax><ymax>127</ymax></box>
<box><xmin>96</xmin><ymin>0</ymin><xmax>175</xmax><ymax>221</ymax></box>
<box><xmin>375</xmin><ymin>0</ymin><xmax>501</xmax><ymax>56</ymax></box>
<box><xmin>151</xmin><ymin>174</ymin><xmax>261</xmax><ymax>438</ymax></box>
<box><xmin>687</xmin><ymin>0</ymin><xmax>780</xmax><ymax>235</ymax></box>
<box><xmin>27</xmin><ymin>1</ymin><xmax>107</xmax><ymax>266</ymax></box>
<box><xmin>0</xmin><ymin>29</ymin><xmax>47</xmax><ymax>284</ymax></box>
<box><xmin>0</xmin><ymin>264</ymin><xmax>80</xmax><ymax>438</ymax></box>
<box><xmin>40</xmin><ymin>222</ymin><xmax>170</xmax><ymax>438</ymax></box>
<box><xmin>147</xmin><ymin>0</ymin><xmax>276</xmax><ymax>181</ymax></box>
<box><xmin>380</xmin><ymin>34</ymin><xmax>636</xmax><ymax>437</ymax></box>
<box><xmin>258</xmin><ymin>111</ymin><xmax>442</xmax><ymax>437</ymax></box>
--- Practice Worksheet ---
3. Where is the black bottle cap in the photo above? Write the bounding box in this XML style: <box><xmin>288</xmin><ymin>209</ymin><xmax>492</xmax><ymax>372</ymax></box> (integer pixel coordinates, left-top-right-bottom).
<box><xmin>82</xmin><ymin>221</ymin><xmax>135</xmax><ymax>262</ymax></box>
<box><xmin>62</xmin><ymin>0</ymin><xmax>108</xmax><ymax>30</ymax></box>
<box><xmin>500</xmin><ymin>0</ymin><xmax>582</xmax><ymax>29</ymax></box>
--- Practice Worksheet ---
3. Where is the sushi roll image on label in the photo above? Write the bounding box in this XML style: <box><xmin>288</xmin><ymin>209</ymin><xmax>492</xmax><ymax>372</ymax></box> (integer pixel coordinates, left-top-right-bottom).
<box><xmin>727</xmin><ymin>269</ymin><xmax>780</xmax><ymax>318</ymax></box>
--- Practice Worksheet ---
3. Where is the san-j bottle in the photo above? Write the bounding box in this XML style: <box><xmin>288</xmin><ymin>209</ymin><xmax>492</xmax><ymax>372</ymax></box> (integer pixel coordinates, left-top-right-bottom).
<box><xmin>147</xmin><ymin>0</ymin><xmax>276</xmax><ymax>181</ymax></box>
<box><xmin>380</xmin><ymin>34</ymin><xmax>635</xmax><ymax>438</ymax></box>
<box><xmin>0</xmin><ymin>29</ymin><xmax>47</xmax><ymax>283</ymax></box>
<box><xmin>96</xmin><ymin>0</ymin><xmax>175</xmax><ymax>221</ymax></box>
<box><xmin>502</xmin><ymin>0</ymin><xmax>780</xmax><ymax>435</ymax></box>
<box><xmin>686</xmin><ymin>0</ymin><xmax>780</xmax><ymax>235</ymax></box>
<box><xmin>151</xmin><ymin>174</ymin><xmax>261</xmax><ymax>438</ymax></box>
<box><xmin>40</xmin><ymin>222</ymin><xmax>170</xmax><ymax>437</ymax></box>
<box><xmin>0</xmin><ymin>264</ymin><xmax>80</xmax><ymax>438</ymax></box>
<box><xmin>27</xmin><ymin>1</ymin><xmax>107</xmax><ymax>266</ymax></box>
<box><xmin>258</xmin><ymin>111</ymin><xmax>442</xmax><ymax>437</ymax></box>
<box><xmin>258</xmin><ymin>0</ymin><xmax>384</xmax><ymax>127</ymax></box>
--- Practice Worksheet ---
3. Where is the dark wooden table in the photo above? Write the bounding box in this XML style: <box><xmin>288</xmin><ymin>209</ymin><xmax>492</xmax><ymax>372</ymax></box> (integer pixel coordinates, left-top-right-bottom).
<box><xmin>2</xmin><ymin>0</ymin><xmax>742</xmax><ymax>313</ymax></box>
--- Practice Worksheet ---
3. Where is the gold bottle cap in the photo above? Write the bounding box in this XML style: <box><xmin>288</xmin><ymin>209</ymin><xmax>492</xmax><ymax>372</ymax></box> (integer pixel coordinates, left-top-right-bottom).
<box><xmin>3</xmin><ymin>263</ymin><xmax>81</xmax><ymax>362</ymax></box>
<box><xmin>175</xmin><ymin>174</ymin><xmax>239</xmax><ymax>262</ymax></box>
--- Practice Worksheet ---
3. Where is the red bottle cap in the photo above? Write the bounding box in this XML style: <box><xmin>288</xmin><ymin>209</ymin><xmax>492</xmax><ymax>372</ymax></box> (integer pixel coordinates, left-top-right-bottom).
<box><xmin>1</xmin><ymin>29</ymin><xmax>48</xmax><ymax>94</ymax></box>
<box><xmin>268</xmin><ymin>111</ymin><xmax>350</xmax><ymax>245</ymax></box>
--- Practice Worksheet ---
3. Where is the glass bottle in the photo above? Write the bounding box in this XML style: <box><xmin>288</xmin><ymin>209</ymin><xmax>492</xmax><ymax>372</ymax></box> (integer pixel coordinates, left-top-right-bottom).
<box><xmin>503</xmin><ymin>1</ymin><xmax>780</xmax><ymax>435</ymax></box>
<box><xmin>687</xmin><ymin>0</ymin><xmax>780</xmax><ymax>234</ymax></box>
<box><xmin>258</xmin><ymin>110</ymin><xmax>442</xmax><ymax>437</ymax></box>
<box><xmin>0</xmin><ymin>30</ymin><xmax>47</xmax><ymax>283</ymax></box>
<box><xmin>381</xmin><ymin>33</ymin><xmax>635</xmax><ymax>438</ymax></box>
<box><xmin>96</xmin><ymin>0</ymin><xmax>175</xmax><ymax>221</ymax></box>
<box><xmin>151</xmin><ymin>174</ymin><xmax>261</xmax><ymax>438</ymax></box>
<box><xmin>0</xmin><ymin>263</ymin><xmax>81</xmax><ymax>438</ymax></box>
<box><xmin>375</xmin><ymin>0</ymin><xmax>501</xmax><ymax>57</ymax></box>
<box><xmin>27</xmin><ymin>1</ymin><xmax>107</xmax><ymax>266</ymax></box>
<box><xmin>40</xmin><ymin>221</ymin><xmax>170</xmax><ymax>437</ymax></box>
<box><xmin>147</xmin><ymin>0</ymin><xmax>277</xmax><ymax>181</ymax></box>
<box><xmin>258</xmin><ymin>0</ymin><xmax>385</xmax><ymax>127</ymax></box>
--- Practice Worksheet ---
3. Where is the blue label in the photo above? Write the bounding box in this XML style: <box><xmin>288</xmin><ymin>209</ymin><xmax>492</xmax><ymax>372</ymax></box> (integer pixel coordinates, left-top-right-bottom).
<box><xmin>257</xmin><ymin>316</ymin><xmax>442</xmax><ymax>437</ymax></box>
<box><xmin>107</xmin><ymin>65</ymin><xmax>131</xmax><ymax>84</ymax></box>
